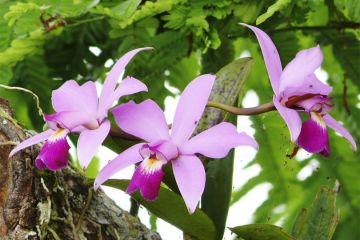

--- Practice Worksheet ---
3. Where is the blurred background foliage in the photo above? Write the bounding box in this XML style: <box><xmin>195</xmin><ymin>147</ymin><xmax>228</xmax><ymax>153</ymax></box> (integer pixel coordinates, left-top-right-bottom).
<box><xmin>0</xmin><ymin>0</ymin><xmax>359</xmax><ymax>239</ymax></box>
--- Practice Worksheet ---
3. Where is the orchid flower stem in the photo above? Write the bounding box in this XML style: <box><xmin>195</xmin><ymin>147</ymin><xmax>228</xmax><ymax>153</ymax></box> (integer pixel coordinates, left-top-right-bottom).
<box><xmin>207</xmin><ymin>101</ymin><xmax>276</xmax><ymax>115</ymax></box>
<box><xmin>109</xmin><ymin>101</ymin><xmax>276</xmax><ymax>140</ymax></box>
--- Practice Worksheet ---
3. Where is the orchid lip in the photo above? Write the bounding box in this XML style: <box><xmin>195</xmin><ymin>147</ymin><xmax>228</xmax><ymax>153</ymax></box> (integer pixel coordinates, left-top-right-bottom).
<box><xmin>36</xmin><ymin>128</ymin><xmax>70</xmax><ymax>171</ymax></box>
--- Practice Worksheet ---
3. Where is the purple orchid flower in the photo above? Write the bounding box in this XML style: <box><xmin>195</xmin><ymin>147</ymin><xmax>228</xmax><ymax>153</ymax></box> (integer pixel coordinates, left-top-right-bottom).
<box><xmin>241</xmin><ymin>23</ymin><xmax>357</xmax><ymax>156</ymax></box>
<box><xmin>94</xmin><ymin>74</ymin><xmax>258</xmax><ymax>213</ymax></box>
<box><xmin>9</xmin><ymin>48</ymin><xmax>152</xmax><ymax>170</ymax></box>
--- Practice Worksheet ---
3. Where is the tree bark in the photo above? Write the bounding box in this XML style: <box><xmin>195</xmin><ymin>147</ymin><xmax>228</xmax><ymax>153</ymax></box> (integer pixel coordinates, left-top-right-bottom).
<box><xmin>0</xmin><ymin>98</ymin><xmax>161</xmax><ymax>240</ymax></box>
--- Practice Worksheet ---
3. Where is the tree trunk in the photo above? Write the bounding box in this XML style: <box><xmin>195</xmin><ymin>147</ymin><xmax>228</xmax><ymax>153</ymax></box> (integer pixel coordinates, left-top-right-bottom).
<box><xmin>0</xmin><ymin>98</ymin><xmax>161</xmax><ymax>240</ymax></box>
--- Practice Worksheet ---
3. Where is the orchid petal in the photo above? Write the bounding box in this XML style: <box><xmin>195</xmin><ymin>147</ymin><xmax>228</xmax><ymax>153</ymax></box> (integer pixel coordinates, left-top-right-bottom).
<box><xmin>273</xmin><ymin>96</ymin><xmax>302</xmax><ymax>142</ymax></box>
<box><xmin>44</xmin><ymin>111</ymin><xmax>99</xmax><ymax>131</ymax></box>
<box><xmin>112</xmin><ymin>100</ymin><xmax>170</xmax><ymax>142</ymax></box>
<box><xmin>171</xmin><ymin>74</ymin><xmax>216</xmax><ymax>145</ymax></box>
<box><xmin>98</xmin><ymin>48</ymin><xmax>152</xmax><ymax>120</ymax></box>
<box><xmin>9</xmin><ymin>129</ymin><xmax>54</xmax><ymax>157</ymax></box>
<box><xmin>112</xmin><ymin>76</ymin><xmax>148</xmax><ymax>102</ymax></box>
<box><xmin>172</xmin><ymin>155</ymin><xmax>205</xmax><ymax>214</ymax></box>
<box><xmin>323</xmin><ymin>114</ymin><xmax>357</xmax><ymax>151</ymax></box>
<box><xmin>94</xmin><ymin>143</ymin><xmax>144</xmax><ymax>189</ymax></box>
<box><xmin>240</xmin><ymin>23</ymin><xmax>282</xmax><ymax>95</ymax></box>
<box><xmin>283</xmin><ymin>74</ymin><xmax>332</xmax><ymax>98</ymax></box>
<box><xmin>77</xmin><ymin>120</ymin><xmax>111</xmax><ymax>169</ymax></box>
<box><xmin>180</xmin><ymin>122</ymin><xmax>258</xmax><ymax>158</ymax></box>
<box><xmin>52</xmin><ymin>80</ymin><xmax>98</xmax><ymax>117</ymax></box>
<box><xmin>279</xmin><ymin>45</ymin><xmax>323</xmax><ymax>94</ymax></box>
<box><xmin>98</xmin><ymin>77</ymin><xmax>148</xmax><ymax>122</ymax></box>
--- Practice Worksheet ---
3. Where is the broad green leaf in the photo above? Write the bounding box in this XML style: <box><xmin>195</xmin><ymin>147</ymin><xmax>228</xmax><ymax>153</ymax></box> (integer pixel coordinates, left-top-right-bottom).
<box><xmin>230</xmin><ymin>224</ymin><xmax>295</xmax><ymax>240</ymax></box>
<box><xmin>291</xmin><ymin>186</ymin><xmax>339</xmax><ymax>240</ymax></box>
<box><xmin>85</xmin><ymin>156</ymin><xmax>100</xmax><ymax>178</ymax></box>
<box><xmin>104</xmin><ymin>179</ymin><xmax>216</xmax><ymax>240</ymax></box>
<box><xmin>198</xmin><ymin>58</ymin><xmax>253</xmax><ymax>240</ymax></box>
<box><xmin>256</xmin><ymin>0</ymin><xmax>291</xmax><ymax>25</ymax></box>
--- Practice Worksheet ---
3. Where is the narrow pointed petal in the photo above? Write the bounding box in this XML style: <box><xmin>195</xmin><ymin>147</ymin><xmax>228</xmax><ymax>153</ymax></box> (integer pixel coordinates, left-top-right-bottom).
<box><xmin>323</xmin><ymin>114</ymin><xmax>357</xmax><ymax>151</ymax></box>
<box><xmin>98</xmin><ymin>47</ymin><xmax>152</xmax><ymax>119</ymax></box>
<box><xmin>98</xmin><ymin>77</ymin><xmax>148</xmax><ymax>122</ymax></box>
<box><xmin>111</xmin><ymin>76</ymin><xmax>147</xmax><ymax>104</ymax></box>
<box><xmin>94</xmin><ymin>143</ymin><xmax>144</xmax><ymax>189</ymax></box>
<box><xmin>112</xmin><ymin>100</ymin><xmax>170</xmax><ymax>142</ymax></box>
<box><xmin>9</xmin><ymin>129</ymin><xmax>54</xmax><ymax>157</ymax></box>
<box><xmin>180</xmin><ymin>122</ymin><xmax>258</xmax><ymax>158</ymax></box>
<box><xmin>127</xmin><ymin>164</ymin><xmax>165</xmax><ymax>201</ymax></box>
<box><xmin>297</xmin><ymin>113</ymin><xmax>329</xmax><ymax>154</ymax></box>
<box><xmin>52</xmin><ymin>80</ymin><xmax>98</xmax><ymax>117</ymax></box>
<box><xmin>45</xmin><ymin>111</ymin><xmax>99</xmax><ymax>131</ymax></box>
<box><xmin>171</xmin><ymin>74</ymin><xmax>216</xmax><ymax>145</ymax></box>
<box><xmin>279</xmin><ymin>45</ymin><xmax>324</xmax><ymax>94</ymax></box>
<box><xmin>77</xmin><ymin>120</ymin><xmax>111</xmax><ymax>169</ymax></box>
<box><xmin>273</xmin><ymin>96</ymin><xmax>302</xmax><ymax>142</ymax></box>
<box><xmin>172</xmin><ymin>155</ymin><xmax>205</xmax><ymax>214</ymax></box>
<box><xmin>240</xmin><ymin>23</ymin><xmax>282</xmax><ymax>95</ymax></box>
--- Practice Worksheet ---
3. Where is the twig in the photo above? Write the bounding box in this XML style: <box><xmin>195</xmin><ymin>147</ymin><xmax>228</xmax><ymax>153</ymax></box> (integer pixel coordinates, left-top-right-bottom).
<box><xmin>67</xmin><ymin>16</ymin><xmax>105</xmax><ymax>28</ymax></box>
<box><xmin>109</xmin><ymin>127</ymin><xmax>140</xmax><ymax>141</ymax></box>
<box><xmin>0</xmin><ymin>141</ymin><xmax>18</xmax><ymax>146</ymax></box>
<box><xmin>0</xmin><ymin>84</ymin><xmax>44</xmax><ymax>116</ymax></box>
<box><xmin>47</xmin><ymin>226</ymin><xmax>61</xmax><ymax>240</ymax></box>
<box><xmin>206</xmin><ymin>101</ymin><xmax>276</xmax><ymax>115</ymax></box>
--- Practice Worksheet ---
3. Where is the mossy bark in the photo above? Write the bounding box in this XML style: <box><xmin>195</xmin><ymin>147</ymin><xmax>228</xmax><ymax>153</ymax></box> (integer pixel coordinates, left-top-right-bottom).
<box><xmin>0</xmin><ymin>98</ymin><xmax>161</xmax><ymax>240</ymax></box>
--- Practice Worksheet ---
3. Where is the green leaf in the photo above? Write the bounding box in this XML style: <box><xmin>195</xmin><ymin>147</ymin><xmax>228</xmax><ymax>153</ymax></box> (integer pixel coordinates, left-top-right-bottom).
<box><xmin>334</xmin><ymin>0</ymin><xmax>360</xmax><ymax>21</ymax></box>
<box><xmin>104</xmin><ymin>179</ymin><xmax>216</xmax><ymax>240</ymax></box>
<box><xmin>4</xmin><ymin>2</ymin><xmax>40</xmax><ymax>27</ymax></box>
<box><xmin>85</xmin><ymin>156</ymin><xmax>100</xmax><ymax>178</ymax></box>
<box><xmin>199</xmin><ymin>58</ymin><xmax>253</xmax><ymax>240</ymax></box>
<box><xmin>230</xmin><ymin>224</ymin><xmax>295</xmax><ymax>240</ymax></box>
<box><xmin>120</xmin><ymin>0</ymin><xmax>186</xmax><ymax>28</ymax></box>
<box><xmin>256</xmin><ymin>0</ymin><xmax>291</xmax><ymax>25</ymax></box>
<box><xmin>33</xmin><ymin>0</ymin><xmax>99</xmax><ymax>17</ymax></box>
<box><xmin>0</xmin><ymin>66</ymin><xmax>12</xmax><ymax>84</ymax></box>
<box><xmin>91</xmin><ymin>0</ymin><xmax>141</xmax><ymax>22</ymax></box>
<box><xmin>291</xmin><ymin>185</ymin><xmax>339</xmax><ymax>240</ymax></box>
